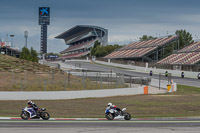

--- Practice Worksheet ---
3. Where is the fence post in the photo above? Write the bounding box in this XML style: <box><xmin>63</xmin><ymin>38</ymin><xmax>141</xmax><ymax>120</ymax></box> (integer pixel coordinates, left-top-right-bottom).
<box><xmin>21</xmin><ymin>79</ymin><xmax>23</xmax><ymax>91</ymax></box>
<box><xmin>123</xmin><ymin>74</ymin><xmax>125</xmax><ymax>84</ymax></box>
<box><xmin>24</xmin><ymin>70</ymin><xmax>27</xmax><ymax>86</ymax></box>
<box><xmin>107</xmin><ymin>73</ymin><xmax>109</xmax><ymax>86</ymax></box>
<box><xmin>44</xmin><ymin>80</ymin><xmax>47</xmax><ymax>91</ymax></box>
<box><xmin>100</xmin><ymin>73</ymin><xmax>102</xmax><ymax>88</ymax></box>
<box><xmin>82</xmin><ymin>71</ymin><xmax>85</xmax><ymax>89</ymax></box>
<box><xmin>11</xmin><ymin>70</ymin><xmax>14</xmax><ymax>84</ymax></box>
<box><xmin>116</xmin><ymin>73</ymin><xmax>118</xmax><ymax>88</ymax></box>
<box><xmin>68</xmin><ymin>70</ymin><xmax>70</xmax><ymax>88</ymax></box>
<box><xmin>96</xmin><ymin>72</ymin><xmax>98</xmax><ymax>88</ymax></box>
<box><xmin>52</xmin><ymin>70</ymin><xmax>54</xmax><ymax>84</ymax></box>
<box><xmin>64</xmin><ymin>77</ymin><xmax>67</xmax><ymax>91</ymax></box>
<box><xmin>110</xmin><ymin>70</ymin><xmax>112</xmax><ymax>85</ymax></box>
<box><xmin>159</xmin><ymin>73</ymin><xmax>161</xmax><ymax>90</ymax></box>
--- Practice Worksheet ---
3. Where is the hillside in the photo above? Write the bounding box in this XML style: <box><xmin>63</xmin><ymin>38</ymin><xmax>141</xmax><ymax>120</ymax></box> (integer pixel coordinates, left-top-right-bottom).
<box><xmin>0</xmin><ymin>54</ymin><xmax>54</xmax><ymax>73</ymax></box>
<box><xmin>0</xmin><ymin>54</ymin><xmax>127</xmax><ymax>91</ymax></box>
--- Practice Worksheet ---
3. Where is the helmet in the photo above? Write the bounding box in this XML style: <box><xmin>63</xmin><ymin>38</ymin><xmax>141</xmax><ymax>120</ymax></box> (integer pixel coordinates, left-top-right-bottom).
<box><xmin>27</xmin><ymin>100</ymin><xmax>33</xmax><ymax>105</ymax></box>
<box><xmin>107</xmin><ymin>103</ymin><xmax>112</xmax><ymax>107</ymax></box>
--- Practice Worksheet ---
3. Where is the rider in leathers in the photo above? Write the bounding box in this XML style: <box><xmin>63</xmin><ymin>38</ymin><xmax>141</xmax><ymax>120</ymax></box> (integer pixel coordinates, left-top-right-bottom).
<box><xmin>107</xmin><ymin>103</ymin><xmax>122</xmax><ymax>113</ymax></box>
<box><xmin>27</xmin><ymin>100</ymin><xmax>39</xmax><ymax>117</ymax></box>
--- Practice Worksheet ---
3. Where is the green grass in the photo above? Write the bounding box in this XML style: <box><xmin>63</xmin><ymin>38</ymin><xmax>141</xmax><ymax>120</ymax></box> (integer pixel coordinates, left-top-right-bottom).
<box><xmin>175</xmin><ymin>84</ymin><xmax>200</xmax><ymax>94</ymax></box>
<box><xmin>1</xmin><ymin>84</ymin><xmax>200</xmax><ymax>118</ymax></box>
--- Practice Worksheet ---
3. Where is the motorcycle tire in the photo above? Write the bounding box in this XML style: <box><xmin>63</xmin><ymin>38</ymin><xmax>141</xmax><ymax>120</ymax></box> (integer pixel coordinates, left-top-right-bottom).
<box><xmin>20</xmin><ymin>111</ymin><xmax>30</xmax><ymax>120</ymax></box>
<box><xmin>124</xmin><ymin>112</ymin><xmax>131</xmax><ymax>120</ymax></box>
<box><xmin>41</xmin><ymin>112</ymin><xmax>50</xmax><ymax>120</ymax></box>
<box><xmin>105</xmin><ymin>113</ymin><xmax>114</xmax><ymax>120</ymax></box>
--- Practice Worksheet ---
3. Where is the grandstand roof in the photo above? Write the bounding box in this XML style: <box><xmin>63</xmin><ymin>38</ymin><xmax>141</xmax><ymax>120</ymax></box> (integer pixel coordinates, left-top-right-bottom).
<box><xmin>105</xmin><ymin>35</ymin><xmax>178</xmax><ymax>59</ymax></box>
<box><xmin>55</xmin><ymin>25</ymin><xmax>107</xmax><ymax>39</ymax></box>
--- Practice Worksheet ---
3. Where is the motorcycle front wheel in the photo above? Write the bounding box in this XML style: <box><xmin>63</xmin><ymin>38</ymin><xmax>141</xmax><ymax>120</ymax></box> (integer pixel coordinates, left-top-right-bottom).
<box><xmin>124</xmin><ymin>112</ymin><xmax>131</xmax><ymax>120</ymax></box>
<box><xmin>105</xmin><ymin>113</ymin><xmax>114</xmax><ymax>120</ymax></box>
<box><xmin>20</xmin><ymin>111</ymin><xmax>30</xmax><ymax>120</ymax></box>
<box><xmin>41</xmin><ymin>112</ymin><xmax>50</xmax><ymax>120</ymax></box>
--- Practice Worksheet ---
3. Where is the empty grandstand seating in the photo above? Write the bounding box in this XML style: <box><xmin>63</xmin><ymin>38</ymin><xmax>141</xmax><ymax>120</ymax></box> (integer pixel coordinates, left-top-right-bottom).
<box><xmin>157</xmin><ymin>52</ymin><xmax>200</xmax><ymax>65</ymax></box>
<box><xmin>60</xmin><ymin>39</ymin><xmax>96</xmax><ymax>54</ymax></box>
<box><xmin>105</xmin><ymin>36</ymin><xmax>177</xmax><ymax>59</ymax></box>
<box><xmin>178</xmin><ymin>41</ymin><xmax>200</xmax><ymax>52</ymax></box>
<box><xmin>60</xmin><ymin>51</ymin><xmax>90</xmax><ymax>59</ymax></box>
<box><xmin>157</xmin><ymin>41</ymin><xmax>200</xmax><ymax>65</ymax></box>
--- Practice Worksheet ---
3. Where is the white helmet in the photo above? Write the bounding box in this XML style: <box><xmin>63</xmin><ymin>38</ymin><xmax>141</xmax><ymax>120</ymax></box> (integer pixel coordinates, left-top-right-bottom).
<box><xmin>27</xmin><ymin>100</ymin><xmax>33</xmax><ymax>105</ymax></box>
<box><xmin>107</xmin><ymin>103</ymin><xmax>112</xmax><ymax>107</ymax></box>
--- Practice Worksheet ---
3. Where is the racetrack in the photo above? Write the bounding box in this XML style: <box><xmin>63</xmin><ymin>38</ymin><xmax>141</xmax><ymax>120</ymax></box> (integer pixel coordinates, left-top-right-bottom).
<box><xmin>63</xmin><ymin>61</ymin><xmax>200</xmax><ymax>87</ymax></box>
<box><xmin>1</xmin><ymin>119</ymin><xmax>200</xmax><ymax>133</ymax></box>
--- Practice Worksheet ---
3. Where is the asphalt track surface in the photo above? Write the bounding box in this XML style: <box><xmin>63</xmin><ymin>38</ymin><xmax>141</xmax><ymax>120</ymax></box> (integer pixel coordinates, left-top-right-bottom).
<box><xmin>1</xmin><ymin>119</ymin><xmax>200</xmax><ymax>133</ymax></box>
<box><xmin>65</xmin><ymin>61</ymin><xmax>200</xmax><ymax>87</ymax></box>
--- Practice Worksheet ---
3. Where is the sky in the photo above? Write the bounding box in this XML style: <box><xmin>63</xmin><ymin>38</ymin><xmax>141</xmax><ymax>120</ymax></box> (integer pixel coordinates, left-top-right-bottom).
<box><xmin>0</xmin><ymin>0</ymin><xmax>200</xmax><ymax>53</ymax></box>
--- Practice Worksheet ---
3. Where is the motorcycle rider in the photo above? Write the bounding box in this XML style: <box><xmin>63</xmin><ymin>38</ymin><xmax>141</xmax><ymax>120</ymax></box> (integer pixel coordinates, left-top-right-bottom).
<box><xmin>198</xmin><ymin>73</ymin><xmax>200</xmax><ymax>79</ymax></box>
<box><xmin>107</xmin><ymin>103</ymin><xmax>122</xmax><ymax>113</ymax></box>
<box><xmin>27</xmin><ymin>100</ymin><xmax>39</xmax><ymax>117</ymax></box>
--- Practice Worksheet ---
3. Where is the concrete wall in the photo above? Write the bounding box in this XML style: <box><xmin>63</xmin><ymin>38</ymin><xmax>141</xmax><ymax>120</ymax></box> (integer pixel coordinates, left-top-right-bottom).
<box><xmin>0</xmin><ymin>87</ymin><xmax>144</xmax><ymax>100</ymax></box>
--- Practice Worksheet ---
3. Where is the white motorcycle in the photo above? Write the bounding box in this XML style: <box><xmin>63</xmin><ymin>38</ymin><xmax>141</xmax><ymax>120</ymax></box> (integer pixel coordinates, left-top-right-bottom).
<box><xmin>105</xmin><ymin>107</ymin><xmax>131</xmax><ymax>120</ymax></box>
<box><xmin>21</xmin><ymin>106</ymin><xmax>50</xmax><ymax>120</ymax></box>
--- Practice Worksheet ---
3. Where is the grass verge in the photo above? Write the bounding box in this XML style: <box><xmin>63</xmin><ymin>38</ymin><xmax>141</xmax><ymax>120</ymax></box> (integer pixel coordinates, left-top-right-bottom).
<box><xmin>1</xmin><ymin>84</ymin><xmax>200</xmax><ymax>118</ymax></box>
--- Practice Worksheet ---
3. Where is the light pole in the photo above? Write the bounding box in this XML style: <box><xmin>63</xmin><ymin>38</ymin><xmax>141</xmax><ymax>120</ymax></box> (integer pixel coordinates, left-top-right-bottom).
<box><xmin>10</xmin><ymin>34</ymin><xmax>14</xmax><ymax>56</ymax></box>
<box><xmin>24</xmin><ymin>31</ymin><xmax>28</xmax><ymax>48</ymax></box>
<box><xmin>10</xmin><ymin>34</ymin><xmax>15</xmax><ymax>48</ymax></box>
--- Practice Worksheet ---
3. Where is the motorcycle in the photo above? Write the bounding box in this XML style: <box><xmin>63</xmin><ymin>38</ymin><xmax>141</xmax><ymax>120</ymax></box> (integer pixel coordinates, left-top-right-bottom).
<box><xmin>105</xmin><ymin>107</ymin><xmax>131</xmax><ymax>120</ymax></box>
<box><xmin>20</xmin><ymin>106</ymin><xmax>50</xmax><ymax>120</ymax></box>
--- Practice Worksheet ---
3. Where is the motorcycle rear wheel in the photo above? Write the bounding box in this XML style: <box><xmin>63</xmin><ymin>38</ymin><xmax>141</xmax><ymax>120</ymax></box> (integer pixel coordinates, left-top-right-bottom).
<box><xmin>20</xmin><ymin>112</ymin><xmax>30</xmax><ymax>120</ymax></box>
<box><xmin>41</xmin><ymin>112</ymin><xmax>50</xmax><ymax>120</ymax></box>
<box><xmin>105</xmin><ymin>113</ymin><xmax>114</xmax><ymax>120</ymax></box>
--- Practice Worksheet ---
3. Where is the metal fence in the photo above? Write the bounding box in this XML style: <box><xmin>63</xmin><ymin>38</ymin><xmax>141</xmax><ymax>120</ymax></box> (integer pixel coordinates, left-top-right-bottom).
<box><xmin>0</xmin><ymin>69</ymin><xmax>151</xmax><ymax>91</ymax></box>
<box><xmin>0</xmin><ymin>70</ymin><xmax>126</xmax><ymax>91</ymax></box>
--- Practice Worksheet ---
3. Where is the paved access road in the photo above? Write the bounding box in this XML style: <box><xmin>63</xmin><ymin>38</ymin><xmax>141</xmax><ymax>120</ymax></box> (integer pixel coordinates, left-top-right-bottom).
<box><xmin>1</xmin><ymin>119</ymin><xmax>200</xmax><ymax>133</ymax></box>
<box><xmin>63</xmin><ymin>61</ymin><xmax>200</xmax><ymax>87</ymax></box>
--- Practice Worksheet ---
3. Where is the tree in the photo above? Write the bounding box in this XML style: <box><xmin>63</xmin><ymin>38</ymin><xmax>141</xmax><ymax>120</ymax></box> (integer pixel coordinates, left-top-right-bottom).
<box><xmin>20</xmin><ymin>47</ymin><xmax>31</xmax><ymax>60</ymax></box>
<box><xmin>30</xmin><ymin>47</ymin><xmax>38</xmax><ymax>62</ymax></box>
<box><xmin>20</xmin><ymin>47</ymin><xmax>38</xmax><ymax>62</ymax></box>
<box><xmin>90</xmin><ymin>41</ymin><xmax>101</xmax><ymax>56</ymax></box>
<box><xmin>175</xmin><ymin>29</ymin><xmax>194</xmax><ymax>49</ymax></box>
<box><xmin>139</xmin><ymin>35</ymin><xmax>156</xmax><ymax>41</ymax></box>
<box><xmin>90</xmin><ymin>41</ymin><xmax>122</xmax><ymax>57</ymax></box>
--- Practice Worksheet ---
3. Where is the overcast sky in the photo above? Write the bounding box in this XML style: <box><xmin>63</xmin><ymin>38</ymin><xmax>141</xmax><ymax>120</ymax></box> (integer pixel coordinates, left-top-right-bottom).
<box><xmin>0</xmin><ymin>0</ymin><xmax>200</xmax><ymax>53</ymax></box>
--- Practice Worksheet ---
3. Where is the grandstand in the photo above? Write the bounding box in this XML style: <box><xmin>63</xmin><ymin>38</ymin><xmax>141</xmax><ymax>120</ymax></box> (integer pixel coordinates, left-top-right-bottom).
<box><xmin>55</xmin><ymin>25</ymin><xmax>108</xmax><ymax>59</ymax></box>
<box><xmin>157</xmin><ymin>41</ymin><xmax>200</xmax><ymax>65</ymax></box>
<box><xmin>104</xmin><ymin>35</ymin><xmax>178</xmax><ymax>62</ymax></box>
<box><xmin>0</xmin><ymin>46</ymin><xmax>20</xmax><ymax>58</ymax></box>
